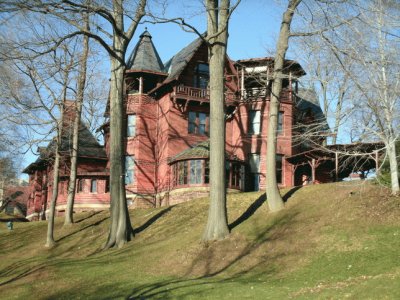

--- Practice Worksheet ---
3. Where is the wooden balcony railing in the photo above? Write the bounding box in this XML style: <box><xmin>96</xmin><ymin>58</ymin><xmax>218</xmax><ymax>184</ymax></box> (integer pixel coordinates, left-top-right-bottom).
<box><xmin>173</xmin><ymin>85</ymin><xmax>239</xmax><ymax>104</ymax></box>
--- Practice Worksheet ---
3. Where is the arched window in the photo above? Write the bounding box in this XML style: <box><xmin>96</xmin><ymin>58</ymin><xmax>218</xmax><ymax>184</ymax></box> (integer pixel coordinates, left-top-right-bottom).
<box><xmin>77</xmin><ymin>179</ymin><xmax>84</xmax><ymax>193</ymax></box>
<box><xmin>90</xmin><ymin>179</ymin><xmax>97</xmax><ymax>193</ymax></box>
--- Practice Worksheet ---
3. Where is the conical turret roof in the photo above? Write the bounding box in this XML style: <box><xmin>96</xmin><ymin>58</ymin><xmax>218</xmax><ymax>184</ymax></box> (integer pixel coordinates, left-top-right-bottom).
<box><xmin>126</xmin><ymin>29</ymin><xmax>164</xmax><ymax>72</ymax></box>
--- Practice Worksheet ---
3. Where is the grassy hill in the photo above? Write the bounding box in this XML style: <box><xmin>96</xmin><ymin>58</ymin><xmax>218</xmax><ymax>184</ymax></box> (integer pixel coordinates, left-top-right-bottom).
<box><xmin>0</xmin><ymin>181</ymin><xmax>399</xmax><ymax>299</ymax></box>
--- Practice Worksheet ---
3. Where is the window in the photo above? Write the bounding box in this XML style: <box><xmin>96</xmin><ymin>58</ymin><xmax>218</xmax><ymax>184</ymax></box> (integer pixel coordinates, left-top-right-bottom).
<box><xmin>230</xmin><ymin>163</ymin><xmax>241</xmax><ymax>187</ymax></box>
<box><xmin>77</xmin><ymin>179</ymin><xmax>84</xmax><ymax>193</ymax></box>
<box><xmin>193</xmin><ymin>63</ymin><xmax>209</xmax><ymax>89</ymax></box>
<box><xmin>174</xmin><ymin>160</ymin><xmax>210</xmax><ymax>186</ymax></box>
<box><xmin>127</xmin><ymin>115</ymin><xmax>136</xmax><ymax>137</ymax></box>
<box><xmin>90</xmin><ymin>179</ymin><xmax>97</xmax><ymax>193</ymax></box>
<box><xmin>249</xmin><ymin>110</ymin><xmax>261</xmax><ymax>135</ymax></box>
<box><xmin>277</xmin><ymin>111</ymin><xmax>284</xmax><ymax>134</ymax></box>
<box><xmin>176</xmin><ymin>161</ymin><xmax>188</xmax><ymax>185</ymax></box>
<box><xmin>189</xmin><ymin>160</ymin><xmax>202</xmax><ymax>184</ymax></box>
<box><xmin>188</xmin><ymin>111</ymin><xmax>209</xmax><ymax>135</ymax></box>
<box><xmin>125</xmin><ymin>156</ymin><xmax>135</xmax><ymax>185</ymax></box>
<box><xmin>276</xmin><ymin>154</ymin><xmax>283</xmax><ymax>184</ymax></box>
<box><xmin>204</xmin><ymin>161</ymin><xmax>209</xmax><ymax>184</ymax></box>
<box><xmin>105</xmin><ymin>179</ymin><xmax>110</xmax><ymax>193</ymax></box>
<box><xmin>249</xmin><ymin>153</ymin><xmax>260</xmax><ymax>173</ymax></box>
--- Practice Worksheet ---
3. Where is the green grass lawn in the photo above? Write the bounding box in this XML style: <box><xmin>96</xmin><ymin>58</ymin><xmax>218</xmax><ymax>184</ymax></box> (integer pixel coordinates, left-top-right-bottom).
<box><xmin>0</xmin><ymin>181</ymin><xmax>399</xmax><ymax>299</ymax></box>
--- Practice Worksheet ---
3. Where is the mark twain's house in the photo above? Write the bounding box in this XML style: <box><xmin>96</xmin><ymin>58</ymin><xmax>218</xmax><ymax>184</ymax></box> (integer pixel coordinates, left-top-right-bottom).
<box><xmin>100</xmin><ymin>30</ymin><xmax>329</xmax><ymax>207</ymax></box>
<box><xmin>25</xmin><ymin>30</ymin><xmax>379</xmax><ymax>219</ymax></box>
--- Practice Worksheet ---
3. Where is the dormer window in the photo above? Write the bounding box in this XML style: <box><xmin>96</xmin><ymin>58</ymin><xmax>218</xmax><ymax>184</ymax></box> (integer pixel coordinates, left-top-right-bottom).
<box><xmin>193</xmin><ymin>63</ymin><xmax>209</xmax><ymax>89</ymax></box>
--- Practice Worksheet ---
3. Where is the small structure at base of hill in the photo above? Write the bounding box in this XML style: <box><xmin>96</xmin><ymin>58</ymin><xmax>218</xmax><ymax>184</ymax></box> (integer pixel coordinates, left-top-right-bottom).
<box><xmin>23</xmin><ymin>101</ymin><xmax>109</xmax><ymax>221</ymax></box>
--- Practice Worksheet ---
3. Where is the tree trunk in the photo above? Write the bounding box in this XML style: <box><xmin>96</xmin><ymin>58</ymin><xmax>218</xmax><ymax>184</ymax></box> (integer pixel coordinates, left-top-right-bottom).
<box><xmin>45</xmin><ymin>149</ymin><xmax>60</xmax><ymax>247</ymax></box>
<box><xmin>203</xmin><ymin>0</ymin><xmax>230</xmax><ymax>241</ymax></box>
<box><xmin>103</xmin><ymin>53</ymin><xmax>134</xmax><ymax>249</ymax></box>
<box><xmin>386</xmin><ymin>140</ymin><xmax>400</xmax><ymax>195</ymax></box>
<box><xmin>266</xmin><ymin>0</ymin><xmax>301</xmax><ymax>212</ymax></box>
<box><xmin>45</xmin><ymin>137</ymin><xmax>61</xmax><ymax>247</ymax></box>
<box><xmin>64</xmin><ymin>22</ymin><xmax>89</xmax><ymax>226</ymax></box>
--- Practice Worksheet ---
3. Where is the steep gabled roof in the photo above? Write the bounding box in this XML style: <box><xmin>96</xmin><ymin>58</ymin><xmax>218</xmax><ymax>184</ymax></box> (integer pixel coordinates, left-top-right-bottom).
<box><xmin>23</xmin><ymin>122</ymin><xmax>107</xmax><ymax>174</ymax></box>
<box><xmin>163</xmin><ymin>34</ymin><xmax>205</xmax><ymax>83</ymax></box>
<box><xmin>60</xmin><ymin>123</ymin><xmax>107</xmax><ymax>158</ymax></box>
<box><xmin>126</xmin><ymin>29</ymin><xmax>165</xmax><ymax>72</ymax></box>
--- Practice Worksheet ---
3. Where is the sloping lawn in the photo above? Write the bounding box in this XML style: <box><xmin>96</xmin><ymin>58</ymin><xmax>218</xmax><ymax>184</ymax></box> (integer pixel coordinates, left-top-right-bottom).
<box><xmin>0</xmin><ymin>181</ymin><xmax>399</xmax><ymax>299</ymax></box>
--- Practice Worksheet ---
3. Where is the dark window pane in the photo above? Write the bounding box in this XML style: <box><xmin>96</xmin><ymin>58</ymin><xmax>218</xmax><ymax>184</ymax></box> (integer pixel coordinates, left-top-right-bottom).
<box><xmin>276</xmin><ymin>154</ymin><xmax>283</xmax><ymax>184</ymax></box>
<box><xmin>277</xmin><ymin>111</ymin><xmax>283</xmax><ymax>134</ymax></box>
<box><xmin>204</xmin><ymin>160</ymin><xmax>209</xmax><ymax>184</ymax></box>
<box><xmin>188</xmin><ymin>111</ymin><xmax>196</xmax><ymax>134</ymax></box>
<box><xmin>194</xmin><ymin>63</ymin><xmax>209</xmax><ymax>88</ymax></box>
<box><xmin>249</xmin><ymin>154</ymin><xmax>260</xmax><ymax>173</ymax></box>
<box><xmin>199</xmin><ymin>113</ymin><xmax>206</xmax><ymax>135</ymax></box>
<box><xmin>77</xmin><ymin>179</ymin><xmax>84</xmax><ymax>193</ymax></box>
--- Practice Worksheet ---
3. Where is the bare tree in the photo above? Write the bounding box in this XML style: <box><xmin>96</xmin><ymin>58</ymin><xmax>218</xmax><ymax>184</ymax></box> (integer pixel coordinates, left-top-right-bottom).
<box><xmin>64</xmin><ymin>13</ymin><xmax>90</xmax><ymax>226</ymax></box>
<box><xmin>1</xmin><ymin>0</ymin><xmax>147</xmax><ymax>247</ymax></box>
<box><xmin>203</xmin><ymin>0</ymin><xmax>240</xmax><ymax>241</ymax></box>
<box><xmin>294</xmin><ymin>36</ymin><xmax>354</xmax><ymax>145</ymax></box>
<box><xmin>265</xmin><ymin>0</ymin><xmax>302</xmax><ymax>212</ymax></box>
<box><xmin>316</xmin><ymin>0</ymin><xmax>400</xmax><ymax>194</ymax></box>
<box><xmin>2</xmin><ymin>44</ymin><xmax>76</xmax><ymax>246</ymax></box>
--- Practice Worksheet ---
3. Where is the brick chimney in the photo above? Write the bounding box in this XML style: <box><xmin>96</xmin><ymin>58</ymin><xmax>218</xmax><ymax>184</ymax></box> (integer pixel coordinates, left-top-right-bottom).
<box><xmin>62</xmin><ymin>100</ymin><xmax>76</xmax><ymax>128</ymax></box>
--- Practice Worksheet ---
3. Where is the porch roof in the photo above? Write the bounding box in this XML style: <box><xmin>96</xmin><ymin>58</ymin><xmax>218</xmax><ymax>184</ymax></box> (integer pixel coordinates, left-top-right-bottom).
<box><xmin>169</xmin><ymin>140</ymin><xmax>244</xmax><ymax>164</ymax></box>
<box><xmin>287</xmin><ymin>142</ymin><xmax>384</xmax><ymax>164</ymax></box>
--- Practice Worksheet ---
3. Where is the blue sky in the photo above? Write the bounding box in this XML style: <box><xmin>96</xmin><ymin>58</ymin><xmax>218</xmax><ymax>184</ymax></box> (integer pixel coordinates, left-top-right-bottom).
<box><xmin>129</xmin><ymin>0</ymin><xmax>287</xmax><ymax>63</ymax></box>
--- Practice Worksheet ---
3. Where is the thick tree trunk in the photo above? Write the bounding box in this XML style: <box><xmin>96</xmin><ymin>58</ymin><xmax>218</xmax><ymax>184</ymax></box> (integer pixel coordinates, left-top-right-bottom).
<box><xmin>266</xmin><ymin>0</ymin><xmax>301</xmax><ymax>212</ymax></box>
<box><xmin>103</xmin><ymin>55</ymin><xmax>134</xmax><ymax>249</ymax></box>
<box><xmin>64</xmin><ymin>27</ymin><xmax>89</xmax><ymax>226</ymax></box>
<box><xmin>203</xmin><ymin>0</ymin><xmax>230</xmax><ymax>241</ymax></box>
<box><xmin>101</xmin><ymin>0</ymin><xmax>145</xmax><ymax>249</ymax></box>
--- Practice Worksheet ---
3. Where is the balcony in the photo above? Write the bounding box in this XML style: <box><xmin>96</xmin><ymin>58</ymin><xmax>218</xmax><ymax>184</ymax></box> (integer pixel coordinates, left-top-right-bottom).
<box><xmin>173</xmin><ymin>85</ymin><xmax>239</xmax><ymax>105</ymax></box>
<box><xmin>242</xmin><ymin>87</ymin><xmax>293</xmax><ymax>102</ymax></box>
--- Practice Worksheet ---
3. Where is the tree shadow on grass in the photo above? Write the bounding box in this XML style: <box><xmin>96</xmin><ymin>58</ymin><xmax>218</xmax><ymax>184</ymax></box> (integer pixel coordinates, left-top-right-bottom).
<box><xmin>133</xmin><ymin>206</ymin><xmax>173</xmax><ymax>235</ymax></box>
<box><xmin>74</xmin><ymin>210</ymin><xmax>104</xmax><ymax>223</ymax></box>
<box><xmin>127</xmin><ymin>210</ymin><xmax>299</xmax><ymax>299</ymax></box>
<box><xmin>228</xmin><ymin>186</ymin><xmax>303</xmax><ymax>231</ymax></box>
<box><xmin>0</xmin><ymin>261</ymin><xmax>47</xmax><ymax>287</ymax></box>
<box><xmin>282</xmin><ymin>186</ymin><xmax>303</xmax><ymax>203</ymax></box>
<box><xmin>56</xmin><ymin>216</ymin><xmax>109</xmax><ymax>243</ymax></box>
<box><xmin>229</xmin><ymin>193</ymin><xmax>266</xmax><ymax>230</ymax></box>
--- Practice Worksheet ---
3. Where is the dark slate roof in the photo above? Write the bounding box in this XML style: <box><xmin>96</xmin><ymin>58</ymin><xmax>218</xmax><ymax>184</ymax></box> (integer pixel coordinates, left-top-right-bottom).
<box><xmin>163</xmin><ymin>34</ymin><xmax>205</xmax><ymax>82</ymax></box>
<box><xmin>296</xmin><ymin>88</ymin><xmax>330</xmax><ymax>131</ymax></box>
<box><xmin>60</xmin><ymin>123</ymin><xmax>107</xmax><ymax>158</ymax></box>
<box><xmin>23</xmin><ymin>122</ymin><xmax>106</xmax><ymax>174</ymax></box>
<box><xmin>126</xmin><ymin>29</ymin><xmax>164</xmax><ymax>72</ymax></box>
